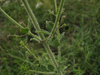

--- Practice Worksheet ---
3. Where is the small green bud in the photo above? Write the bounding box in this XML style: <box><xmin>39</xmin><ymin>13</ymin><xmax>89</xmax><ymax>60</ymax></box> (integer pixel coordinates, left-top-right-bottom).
<box><xmin>20</xmin><ymin>40</ymin><xmax>24</xmax><ymax>45</ymax></box>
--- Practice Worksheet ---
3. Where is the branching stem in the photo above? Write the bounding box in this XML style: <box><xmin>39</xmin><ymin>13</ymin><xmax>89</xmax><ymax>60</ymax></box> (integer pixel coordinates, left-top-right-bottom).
<box><xmin>49</xmin><ymin>0</ymin><xmax>65</xmax><ymax>39</ymax></box>
<box><xmin>0</xmin><ymin>0</ymin><xmax>65</xmax><ymax>74</ymax></box>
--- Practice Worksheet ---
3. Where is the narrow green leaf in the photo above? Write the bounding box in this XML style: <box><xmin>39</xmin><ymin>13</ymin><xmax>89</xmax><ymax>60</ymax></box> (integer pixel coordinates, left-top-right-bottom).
<box><xmin>30</xmin><ymin>38</ymin><xmax>40</xmax><ymax>42</ymax></box>
<box><xmin>35</xmin><ymin>29</ymin><xmax>50</xmax><ymax>35</ymax></box>
<box><xmin>59</xmin><ymin>23</ymin><xmax>66</xmax><ymax>28</ymax></box>
<box><xmin>20</xmin><ymin>28</ymin><xmax>29</xmax><ymax>34</ymax></box>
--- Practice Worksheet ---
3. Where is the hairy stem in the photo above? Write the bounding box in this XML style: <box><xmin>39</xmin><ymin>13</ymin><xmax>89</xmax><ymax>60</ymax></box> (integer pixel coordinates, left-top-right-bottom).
<box><xmin>49</xmin><ymin>0</ymin><xmax>65</xmax><ymax>38</ymax></box>
<box><xmin>20</xmin><ymin>41</ymin><xmax>39</xmax><ymax>61</ymax></box>
<box><xmin>28</xmin><ymin>70</ymin><xmax>55</xmax><ymax>74</ymax></box>
<box><xmin>0</xmin><ymin>0</ymin><xmax>65</xmax><ymax>74</ymax></box>
<box><xmin>21</xmin><ymin>0</ymin><xmax>45</xmax><ymax>40</ymax></box>
<box><xmin>0</xmin><ymin>7</ymin><xmax>24</xmax><ymax>28</ymax></box>
<box><xmin>21</xmin><ymin>0</ymin><xmax>64</xmax><ymax>75</ymax></box>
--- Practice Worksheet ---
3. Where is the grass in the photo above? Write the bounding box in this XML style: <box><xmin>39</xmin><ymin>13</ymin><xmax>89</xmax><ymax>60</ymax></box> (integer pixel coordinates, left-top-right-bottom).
<box><xmin>0</xmin><ymin>0</ymin><xmax>100</xmax><ymax>75</ymax></box>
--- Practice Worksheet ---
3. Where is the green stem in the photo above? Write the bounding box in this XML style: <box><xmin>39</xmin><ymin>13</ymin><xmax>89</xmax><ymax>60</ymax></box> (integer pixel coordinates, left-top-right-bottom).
<box><xmin>54</xmin><ymin>0</ymin><xmax>57</xmax><ymax>14</ymax></box>
<box><xmin>21</xmin><ymin>41</ymin><xmax>40</xmax><ymax>61</ymax></box>
<box><xmin>0</xmin><ymin>0</ymin><xmax>64</xmax><ymax>74</ymax></box>
<box><xmin>0</xmin><ymin>7</ymin><xmax>40</xmax><ymax>41</ymax></box>
<box><xmin>28</xmin><ymin>70</ymin><xmax>55</xmax><ymax>74</ymax></box>
<box><xmin>56</xmin><ymin>24</ymin><xmax>61</xmax><ymax>65</ymax></box>
<box><xmin>21</xmin><ymin>0</ymin><xmax>63</xmax><ymax>75</ymax></box>
<box><xmin>43</xmin><ymin>43</ymin><xmax>63</xmax><ymax>75</ymax></box>
<box><xmin>28</xmin><ymin>31</ymin><xmax>41</xmax><ymax>41</ymax></box>
<box><xmin>49</xmin><ymin>0</ymin><xmax>64</xmax><ymax>38</ymax></box>
<box><xmin>0</xmin><ymin>7</ymin><xmax>24</xmax><ymax>29</ymax></box>
<box><xmin>9</xmin><ymin>53</ymin><xmax>33</xmax><ymax>65</ymax></box>
<box><xmin>21</xmin><ymin>0</ymin><xmax>45</xmax><ymax>40</ymax></box>
<box><xmin>54</xmin><ymin>0</ymin><xmax>62</xmax><ymax>64</ymax></box>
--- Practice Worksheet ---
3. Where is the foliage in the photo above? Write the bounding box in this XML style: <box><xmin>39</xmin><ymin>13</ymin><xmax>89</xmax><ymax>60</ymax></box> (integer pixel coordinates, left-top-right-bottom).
<box><xmin>0</xmin><ymin>0</ymin><xmax>100</xmax><ymax>75</ymax></box>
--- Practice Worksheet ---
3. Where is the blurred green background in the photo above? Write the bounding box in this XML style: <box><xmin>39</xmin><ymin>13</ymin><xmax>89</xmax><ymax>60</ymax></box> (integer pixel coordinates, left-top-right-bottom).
<box><xmin>0</xmin><ymin>0</ymin><xmax>100</xmax><ymax>75</ymax></box>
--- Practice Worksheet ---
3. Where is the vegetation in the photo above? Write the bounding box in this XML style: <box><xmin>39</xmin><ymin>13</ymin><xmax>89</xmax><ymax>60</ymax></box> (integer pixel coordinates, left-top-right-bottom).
<box><xmin>0</xmin><ymin>0</ymin><xmax>100</xmax><ymax>75</ymax></box>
